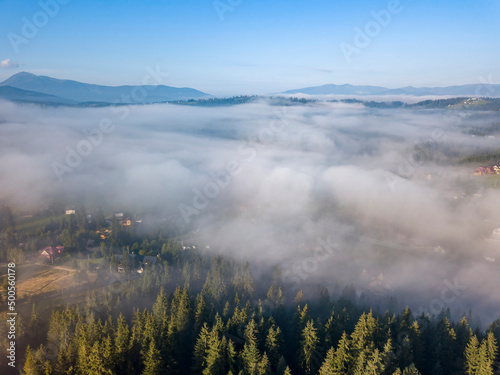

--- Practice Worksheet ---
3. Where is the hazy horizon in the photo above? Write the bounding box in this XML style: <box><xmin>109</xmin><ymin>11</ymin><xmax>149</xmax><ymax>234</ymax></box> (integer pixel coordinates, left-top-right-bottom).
<box><xmin>1</xmin><ymin>0</ymin><xmax>499</xmax><ymax>96</ymax></box>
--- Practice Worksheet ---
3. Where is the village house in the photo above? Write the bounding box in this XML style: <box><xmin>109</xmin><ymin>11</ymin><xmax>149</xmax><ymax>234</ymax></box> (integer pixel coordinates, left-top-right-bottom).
<box><xmin>65</xmin><ymin>207</ymin><xmax>76</xmax><ymax>215</ymax></box>
<box><xmin>474</xmin><ymin>165</ymin><xmax>500</xmax><ymax>176</ymax></box>
<box><xmin>105</xmin><ymin>213</ymin><xmax>134</xmax><ymax>227</ymax></box>
<box><xmin>96</xmin><ymin>229</ymin><xmax>111</xmax><ymax>240</ymax></box>
<box><xmin>122</xmin><ymin>218</ymin><xmax>132</xmax><ymax>227</ymax></box>
<box><xmin>40</xmin><ymin>246</ymin><xmax>64</xmax><ymax>260</ymax></box>
<box><xmin>115</xmin><ymin>252</ymin><xmax>158</xmax><ymax>273</ymax></box>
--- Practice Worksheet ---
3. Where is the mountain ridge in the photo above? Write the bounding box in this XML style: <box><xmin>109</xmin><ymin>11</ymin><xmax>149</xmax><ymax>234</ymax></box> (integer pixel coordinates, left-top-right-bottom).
<box><xmin>0</xmin><ymin>72</ymin><xmax>212</xmax><ymax>104</ymax></box>
<box><xmin>282</xmin><ymin>83</ymin><xmax>500</xmax><ymax>97</ymax></box>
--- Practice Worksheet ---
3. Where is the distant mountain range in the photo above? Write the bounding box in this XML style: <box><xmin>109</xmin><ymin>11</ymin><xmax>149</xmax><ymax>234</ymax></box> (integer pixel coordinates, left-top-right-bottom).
<box><xmin>282</xmin><ymin>83</ymin><xmax>500</xmax><ymax>97</ymax></box>
<box><xmin>0</xmin><ymin>72</ymin><xmax>211</xmax><ymax>105</ymax></box>
<box><xmin>2</xmin><ymin>72</ymin><xmax>500</xmax><ymax>107</ymax></box>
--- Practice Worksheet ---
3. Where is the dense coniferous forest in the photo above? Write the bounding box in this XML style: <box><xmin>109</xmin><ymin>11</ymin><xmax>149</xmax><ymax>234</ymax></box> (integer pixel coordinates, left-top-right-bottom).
<box><xmin>5</xmin><ymin>256</ymin><xmax>500</xmax><ymax>375</ymax></box>
<box><xmin>0</xmin><ymin>205</ymin><xmax>499</xmax><ymax>375</ymax></box>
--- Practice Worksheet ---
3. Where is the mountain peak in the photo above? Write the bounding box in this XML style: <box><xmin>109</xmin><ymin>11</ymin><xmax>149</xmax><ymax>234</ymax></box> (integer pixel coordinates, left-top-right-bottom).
<box><xmin>1</xmin><ymin>72</ymin><xmax>43</xmax><ymax>87</ymax></box>
<box><xmin>12</xmin><ymin>71</ymin><xmax>37</xmax><ymax>77</ymax></box>
<box><xmin>3</xmin><ymin>71</ymin><xmax>38</xmax><ymax>81</ymax></box>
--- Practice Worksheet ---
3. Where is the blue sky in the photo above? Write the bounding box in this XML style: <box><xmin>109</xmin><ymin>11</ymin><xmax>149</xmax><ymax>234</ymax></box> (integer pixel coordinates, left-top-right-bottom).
<box><xmin>0</xmin><ymin>0</ymin><xmax>499</xmax><ymax>96</ymax></box>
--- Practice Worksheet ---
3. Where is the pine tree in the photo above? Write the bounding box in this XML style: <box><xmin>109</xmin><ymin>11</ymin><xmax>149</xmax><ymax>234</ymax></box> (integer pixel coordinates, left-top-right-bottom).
<box><xmin>299</xmin><ymin>320</ymin><xmax>321</xmax><ymax>375</ymax></box>
<box><xmin>294</xmin><ymin>290</ymin><xmax>304</xmax><ymax>304</ymax></box>
<box><xmin>182</xmin><ymin>260</ymin><xmax>191</xmax><ymax>289</ymax></box>
<box><xmin>257</xmin><ymin>352</ymin><xmax>271</xmax><ymax>375</ymax></box>
<box><xmin>318</xmin><ymin>347</ymin><xmax>336</xmax><ymax>375</ymax></box>
<box><xmin>291</xmin><ymin>303</ymin><xmax>310</xmax><ymax>358</ymax></box>
<box><xmin>241</xmin><ymin>319</ymin><xmax>262</xmax><ymax>375</ymax></box>
<box><xmin>382</xmin><ymin>337</ymin><xmax>397</xmax><ymax>374</ymax></box>
<box><xmin>174</xmin><ymin>287</ymin><xmax>192</xmax><ymax>333</ymax></box>
<box><xmin>331</xmin><ymin>331</ymin><xmax>351</xmax><ymax>374</ymax></box>
<box><xmin>142</xmin><ymin>340</ymin><xmax>162</xmax><ymax>375</ymax></box>
<box><xmin>87</xmin><ymin>341</ymin><xmax>109</xmax><ymax>375</ymax></box>
<box><xmin>456</xmin><ymin>317</ymin><xmax>473</xmax><ymax>354</ymax></box>
<box><xmin>77</xmin><ymin>341</ymin><xmax>91</xmax><ymax>375</ymax></box>
<box><xmin>434</xmin><ymin>317</ymin><xmax>457</xmax><ymax>374</ymax></box>
<box><xmin>226</xmin><ymin>339</ymin><xmax>238</xmax><ymax>375</ymax></box>
<box><xmin>465</xmin><ymin>335</ymin><xmax>480</xmax><ymax>375</ymax></box>
<box><xmin>55</xmin><ymin>344</ymin><xmax>72</xmax><ymax>375</ymax></box>
<box><xmin>194</xmin><ymin>294</ymin><xmax>208</xmax><ymax>333</ymax></box>
<box><xmin>141</xmin><ymin>311</ymin><xmax>157</xmax><ymax>356</ymax></box>
<box><xmin>324</xmin><ymin>311</ymin><xmax>342</xmax><ymax>351</ymax></box>
<box><xmin>276</xmin><ymin>356</ymin><xmax>288</xmax><ymax>375</ymax></box>
<box><xmin>402</xmin><ymin>363</ymin><xmax>421</xmax><ymax>375</ymax></box>
<box><xmin>101</xmin><ymin>334</ymin><xmax>116</xmax><ymax>374</ymax></box>
<box><xmin>415</xmin><ymin>313</ymin><xmax>433</xmax><ymax>374</ymax></box>
<box><xmin>115</xmin><ymin>313</ymin><xmax>130</xmax><ymax>373</ymax></box>
<box><xmin>478</xmin><ymin>339</ymin><xmax>493</xmax><ymax>375</ymax></box>
<box><xmin>23</xmin><ymin>346</ymin><xmax>40</xmax><ymax>375</ymax></box>
<box><xmin>318</xmin><ymin>287</ymin><xmax>331</xmax><ymax>317</ymax></box>
<box><xmin>43</xmin><ymin>361</ymin><xmax>53</xmax><ymax>375</ymax></box>
<box><xmin>351</xmin><ymin>350</ymin><xmax>367</xmax><ymax>375</ymax></box>
<box><xmin>265</xmin><ymin>324</ymin><xmax>282</xmax><ymax>369</ymax></box>
<box><xmin>128</xmin><ymin>311</ymin><xmax>145</xmax><ymax>374</ymax></box>
<box><xmin>399</xmin><ymin>307</ymin><xmax>413</xmax><ymax>334</ymax></box>
<box><xmin>350</xmin><ymin>311</ymin><xmax>378</xmax><ymax>360</ymax></box>
<box><xmin>194</xmin><ymin>323</ymin><xmax>211</xmax><ymax>373</ymax></box>
<box><xmin>484</xmin><ymin>331</ymin><xmax>498</xmax><ymax>369</ymax></box>
<box><xmin>397</xmin><ymin>335</ymin><xmax>413</xmax><ymax>370</ymax></box>
<box><xmin>152</xmin><ymin>288</ymin><xmax>168</xmax><ymax>325</ymax></box>
<box><xmin>202</xmin><ymin>262</ymin><xmax>227</xmax><ymax>302</ymax></box>
<box><xmin>163</xmin><ymin>314</ymin><xmax>179</xmax><ymax>373</ymax></box>
<box><xmin>266</xmin><ymin>286</ymin><xmax>275</xmax><ymax>303</ymax></box>
<box><xmin>408</xmin><ymin>321</ymin><xmax>422</xmax><ymax>370</ymax></box>
<box><xmin>241</xmin><ymin>262</ymin><xmax>256</xmax><ymax>298</ymax></box>
<box><xmin>30</xmin><ymin>303</ymin><xmax>39</xmax><ymax>330</ymax></box>
<box><xmin>223</xmin><ymin>301</ymin><xmax>231</xmax><ymax>319</ymax></box>
<box><xmin>364</xmin><ymin>349</ymin><xmax>385</xmax><ymax>374</ymax></box>
<box><xmin>203</xmin><ymin>330</ymin><xmax>226</xmax><ymax>375</ymax></box>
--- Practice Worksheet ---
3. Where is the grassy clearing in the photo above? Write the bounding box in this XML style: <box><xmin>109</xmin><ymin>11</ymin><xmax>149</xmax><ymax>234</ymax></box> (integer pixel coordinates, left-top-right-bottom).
<box><xmin>16</xmin><ymin>214</ymin><xmax>65</xmax><ymax>234</ymax></box>
<box><xmin>15</xmin><ymin>264</ymin><xmax>72</xmax><ymax>298</ymax></box>
<box><xmin>13</xmin><ymin>263</ymin><xmax>97</xmax><ymax>299</ymax></box>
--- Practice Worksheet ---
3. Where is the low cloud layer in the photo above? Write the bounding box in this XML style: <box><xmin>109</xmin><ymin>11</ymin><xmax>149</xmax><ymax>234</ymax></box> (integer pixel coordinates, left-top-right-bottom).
<box><xmin>0</xmin><ymin>59</ymin><xmax>20</xmax><ymax>69</ymax></box>
<box><xmin>0</xmin><ymin>99</ymin><xmax>499</xmax><ymax>323</ymax></box>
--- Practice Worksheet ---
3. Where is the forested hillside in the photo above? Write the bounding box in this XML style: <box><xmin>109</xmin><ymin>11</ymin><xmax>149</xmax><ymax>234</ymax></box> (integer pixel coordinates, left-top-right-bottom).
<box><xmin>1</xmin><ymin>229</ymin><xmax>498</xmax><ymax>374</ymax></box>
